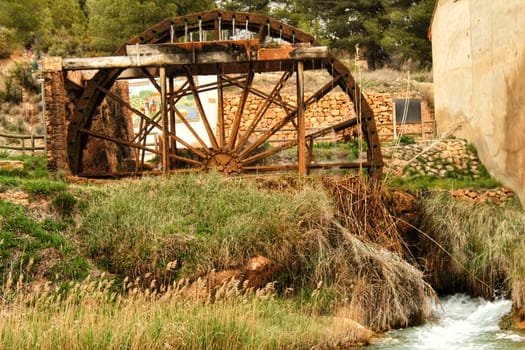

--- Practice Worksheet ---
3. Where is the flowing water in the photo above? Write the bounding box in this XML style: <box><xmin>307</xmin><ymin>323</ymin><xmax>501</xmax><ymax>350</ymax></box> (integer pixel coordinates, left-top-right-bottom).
<box><xmin>368</xmin><ymin>294</ymin><xmax>525</xmax><ymax>350</ymax></box>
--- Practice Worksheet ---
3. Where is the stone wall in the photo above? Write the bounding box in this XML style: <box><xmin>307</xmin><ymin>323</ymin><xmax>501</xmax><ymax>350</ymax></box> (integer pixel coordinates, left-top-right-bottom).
<box><xmin>42</xmin><ymin>57</ymin><xmax>69</xmax><ymax>174</ymax></box>
<box><xmin>384</xmin><ymin>139</ymin><xmax>484</xmax><ymax>178</ymax></box>
<box><xmin>222</xmin><ymin>91</ymin><xmax>434</xmax><ymax>143</ymax></box>
<box><xmin>385</xmin><ymin>138</ymin><xmax>515</xmax><ymax>204</ymax></box>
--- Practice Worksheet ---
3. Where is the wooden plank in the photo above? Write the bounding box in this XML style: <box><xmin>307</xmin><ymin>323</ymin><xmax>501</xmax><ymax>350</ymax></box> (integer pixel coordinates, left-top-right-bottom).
<box><xmin>62</xmin><ymin>46</ymin><xmax>329</xmax><ymax>70</ymax></box>
<box><xmin>125</xmin><ymin>40</ymin><xmax>260</xmax><ymax>55</ymax></box>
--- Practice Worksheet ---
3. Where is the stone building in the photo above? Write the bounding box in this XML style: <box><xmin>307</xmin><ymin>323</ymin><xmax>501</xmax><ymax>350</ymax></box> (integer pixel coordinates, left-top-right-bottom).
<box><xmin>431</xmin><ymin>0</ymin><xmax>525</xmax><ymax>203</ymax></box>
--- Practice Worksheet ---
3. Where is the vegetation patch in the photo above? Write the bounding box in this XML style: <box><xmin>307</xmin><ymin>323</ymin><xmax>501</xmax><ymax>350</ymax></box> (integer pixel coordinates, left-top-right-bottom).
<box><xmin>78</xmin><ymin>173</ymin><xmax>434</xmax><ymax>331</ymax></box>
<box><xmin>0</xmin><ymin>200</ymin><xmax>88</xmax><ymax>283</ymax></box>
<box><xmin>0</xmin><ymin>276</ymin><xmax>374</xmax><ymax>349</ymax></box>
<box><xmin>389</xmin><ymin>174</ymin><xmax>502</xmax><ymax>190</ymax></box>
<box><xmin>416</xmin><ymin>192</ymin><xmax>525</xmax><ymax>301</ymax></box>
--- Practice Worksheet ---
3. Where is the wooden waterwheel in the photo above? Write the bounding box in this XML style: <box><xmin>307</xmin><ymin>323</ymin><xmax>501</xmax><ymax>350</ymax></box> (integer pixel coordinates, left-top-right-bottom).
<box><xmin>46</xmin><ymin>10</ymin><xmax>383</xmax><ymax>178</ymax></box>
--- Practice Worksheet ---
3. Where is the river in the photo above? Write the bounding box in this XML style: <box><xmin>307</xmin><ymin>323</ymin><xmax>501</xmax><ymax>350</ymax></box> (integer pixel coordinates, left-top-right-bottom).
<box><xmin>367</xmin><ymin>294</ymin><xmax>525</xmax><ymax>349</ymax></box>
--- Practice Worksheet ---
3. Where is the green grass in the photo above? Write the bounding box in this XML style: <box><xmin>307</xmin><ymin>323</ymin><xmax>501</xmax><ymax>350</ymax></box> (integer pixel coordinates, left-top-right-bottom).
<box><xmin>78</xmin><ymin>173</ymin><xmax>434</xmax><ymax>331</ymax></box>
<box><xmin>0</xmin><ymin>154</ymin><xmax>89</xmax><ymax>283</ymax></box>
<box><xmin>0</xmin><ymin>200</ymin><xmax>89</xmax><ymax>283</ymax></box>
<box><xmin>388</xmin><ymin>174</ymin><xmax>502</xmax><ymax>190</ymax></box>
<box><xmin>0</xmin><ymin>154</ymin><xmax>68</xmax><ymax>195</ymax></box>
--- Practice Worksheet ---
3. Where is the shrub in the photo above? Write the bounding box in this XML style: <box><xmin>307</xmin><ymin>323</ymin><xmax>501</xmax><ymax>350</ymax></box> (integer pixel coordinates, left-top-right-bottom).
<box><xmin>1</xmin><ymin>61</ymin><xmax>39</xmax><ymax>104</ymax></box>
<box><xmin>398</xmin><ymin>135</ymin><xmax>415</xmax><ymax>145</ymax></box>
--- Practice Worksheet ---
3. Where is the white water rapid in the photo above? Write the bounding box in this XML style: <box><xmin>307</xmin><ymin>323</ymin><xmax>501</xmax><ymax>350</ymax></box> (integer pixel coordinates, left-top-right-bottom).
<box><xmin>368</xmin><ymin>294</ymin><xmax>525</xmax><ymax>350</ymax></box>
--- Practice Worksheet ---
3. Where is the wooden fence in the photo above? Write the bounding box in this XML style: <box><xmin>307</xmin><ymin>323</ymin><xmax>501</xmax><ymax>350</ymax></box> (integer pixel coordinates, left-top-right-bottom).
<box><xmin>0</xmin><ymin>132</ymin><xmax>45</xmax><ymax>156</ymax></box>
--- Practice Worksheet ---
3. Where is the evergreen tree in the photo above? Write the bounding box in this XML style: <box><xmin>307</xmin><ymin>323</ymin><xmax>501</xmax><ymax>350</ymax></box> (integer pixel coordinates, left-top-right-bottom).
<box><xmin>380</xmin><ymin>0</ymin><xmax>434</xmax><ymax>68</ymax></box>
<box><xmin>271</xmin><ymin>0</ymin><xmax>329</xmax><ymax>42</ymax></box>
<box><xmin>86</xmin><ymin>0</ymin><xmax>178</xmax><ymax>54</ymax></box>
<box><xmin>217</xmin><ymin>0</ymin><xmax>270</xmax><ymax>13</ymax></box>
<box><xmin>173</xmin><ymin>0</ymin><xmax>216</xmax><ymax>16</ymax></box>
<box><xmin>39</xmin><ymin>0</ymin><xmax>89</xmax><ymax>56</ymax></box>
<box><xmin>87</xmin><ymin>0</ymin><xmax>216</xmax><ymax>55</ymax></box>
<box><xmin>0</xmin><ymin>0</ymin><xmax>43</xmax><ymax>47</ymax></box>
<box><xmin>321</xmin><ymin>0</ymin><xmax>435</xmax><ymax>69</ymax></box>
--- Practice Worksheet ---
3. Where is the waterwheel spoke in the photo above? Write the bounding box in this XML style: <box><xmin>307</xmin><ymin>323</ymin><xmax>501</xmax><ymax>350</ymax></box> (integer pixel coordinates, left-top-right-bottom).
<box><xmin>170</xmin><ymin>104</ymin><xmax>211</xmax><ymax>154</ymax></box>
<box><xmin>222</xmin><ymin>74</ymin><xmax>295</xmax><ymax>113</ymax></box>
<box><xmin>242</xmin><ymin>139</ymin><xmax>297</xmax><ymax>165</ymax></box>
<box><xmin>239</xmin><ymin>74</ymin><xmax>343</xmax><ymax>159</ymax></box>
<box><xmin>228</xmin><ymin>70</ymin><xmax>254</xmax><ymax>150</ymax></box>
<box><xmin>235</xmin><ymin>70</ymin><xmax>293</xmax><ymax>153</ymax></box>
<box><xmin>96</xmin><ymin>84</ymin><xmax>161</xmax><ymax>133</ymax></box>
<box><xmin>133</xmin><ymin>111</ymin><xmax>161</xmax><ymax>144</ymax></box>
<box><xmin>140</xmin><ymin>68</ymin><xmax>162</xmax><ymax>92</ymax></box>
<box><xmin>184</xmin><ymin>67</ymin><xmax>219</xmax><ymax>149</ymax></box>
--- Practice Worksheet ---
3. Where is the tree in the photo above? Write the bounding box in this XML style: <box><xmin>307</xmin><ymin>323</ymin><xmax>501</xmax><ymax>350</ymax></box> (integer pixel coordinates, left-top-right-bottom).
<box><xmin>217</xmin><ymin>0</ymin><xmax>270</xmax><ymax>13</ymax></box>
<box><xmin>0</xmin><ymin>0</ymin><xmax>89</xmax><ymax>57</ymax></box>
<box><xmin>38</xmin><ymin>0</ymin><xmax>89</xmax><ymax>56</ymax></box>
<box><xmin>86</xmin><ymin>0</ymin><xmax>177</xmax><ymax>54</ymax></box>
<box><xmin>270</xmin><ymin>0</ymin><xmax>330</xmax><ymax>42</ymax></box>
<box><xmin>380</xmin><ymin>0</ymin><xmax>435</xmax><ymax>68</ymax></box>
<box><xmin>320</xmin><ymin>0</ymin><xmax>435</xmax><ymax>69</ymax></box>
<box><xmin>87</xmin><ymin>0</ymin><xmax>216</xmax><ymax>55</ymax></box>
<box><xmin>173</xmin><ymin>0</ymin><xmax>216</xmax><ymax>16</ymax></box>
<box><xmin>0</xmin><ymin>0</ymin><xmax>43</xmax><ymax>47</ymax></box>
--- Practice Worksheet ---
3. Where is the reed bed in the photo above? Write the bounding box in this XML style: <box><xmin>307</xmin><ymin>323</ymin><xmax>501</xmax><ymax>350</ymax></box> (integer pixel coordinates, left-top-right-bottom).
<box><xmin>419</xmin><ymin>192</ymin><xmax>525</xmax><ymax>301</ymax></box>
<box><xmin>0</xmin><ymin>274</ymin><xmax>373</xmax><ymax>350</ymax></box>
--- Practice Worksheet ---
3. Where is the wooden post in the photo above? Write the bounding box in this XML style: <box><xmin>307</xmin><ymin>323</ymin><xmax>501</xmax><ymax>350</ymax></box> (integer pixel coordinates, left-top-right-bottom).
<box><xmin>169</xmin><ymin>77</ymin><xmax>177</xmax><ymax>155</ymax></box>
<box><xmin>160</xmin><ymin>67</ymin><xmax>169</xmax><ymax>174</ymax></box>
<box><xmin>217</xmin><ymin>74</ymin><xmax>225</xmax><ymax>149</ymax></box>
<box><xmin>296</xmin><ymin>60</ymin><xmax>306</xmax><ymax>174</ymax></box>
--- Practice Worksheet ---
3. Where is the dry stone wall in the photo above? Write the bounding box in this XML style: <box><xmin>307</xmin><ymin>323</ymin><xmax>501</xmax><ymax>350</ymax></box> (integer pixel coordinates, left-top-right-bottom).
<box><xmin>384</xmin><ymin>139</ymin><xmax>484</xmax><ymax>178</ymax></box>
<box><xmin>222</xmin><ymin>91</ymin><xmax>434</xmax><ymax>143</ymax></box>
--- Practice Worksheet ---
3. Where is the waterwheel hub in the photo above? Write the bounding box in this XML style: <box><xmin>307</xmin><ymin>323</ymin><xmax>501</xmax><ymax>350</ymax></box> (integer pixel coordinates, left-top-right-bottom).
<box><xmin>205</xmin><ymin>152</ymin><xmax>242</xmax><ymax>174</ymax></box>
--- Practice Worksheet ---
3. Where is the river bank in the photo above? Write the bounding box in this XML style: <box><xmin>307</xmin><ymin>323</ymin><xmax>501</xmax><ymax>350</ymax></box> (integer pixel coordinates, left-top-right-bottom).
<box><xmin>1</xmin><ymin>153</ymin><xmax>525</xmax><ymax>348</ymax></box>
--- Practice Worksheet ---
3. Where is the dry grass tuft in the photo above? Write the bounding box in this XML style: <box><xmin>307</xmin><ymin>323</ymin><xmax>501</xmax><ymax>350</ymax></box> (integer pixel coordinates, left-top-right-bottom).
<box><xmin>419</xmin><ymin>192</ymin><xmax>525</xmax><ymax>300</ymax></box>
<box><xmin>0</xmin><ymin>272</ymin><xmax>378</xmax><ymax>349</ymax></box>
<box><xmin>322</xmin><ymin>175</ymin><xmax>407</xmax><ymax>256</ymax></box>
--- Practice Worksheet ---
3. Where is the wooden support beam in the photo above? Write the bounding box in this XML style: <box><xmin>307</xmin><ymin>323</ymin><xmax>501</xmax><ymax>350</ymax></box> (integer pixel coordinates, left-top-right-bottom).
<box><xmin>169</xmin><ymin>77</ymin><xmax>177</xmax><ymax>155</ymax></box>
<box><xmin>61</xmin><ymin>45</ymin><xmax>328</xmax><ymax>71</ymax></box>
<box><xmin>160</xmin><ymin>67</ymin><xmax>170</xmax><ymax>174</ymax></box>
<box><xmin>217</xmin><ymin>74</ymin><xmax>226</xmax><ymax>149</ymax></box>
<box><xmin>296</xmin><ymin>60</ymin><xmax>306</xmax><ymax>175</ymax></box>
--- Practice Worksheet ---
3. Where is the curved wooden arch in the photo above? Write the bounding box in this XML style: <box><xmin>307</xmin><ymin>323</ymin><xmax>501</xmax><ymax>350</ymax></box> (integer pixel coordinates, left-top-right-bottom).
<box><xmin>66</xmin><ymin>10</ymin><xmax>383</xmax><ymax>177</ymax></box>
